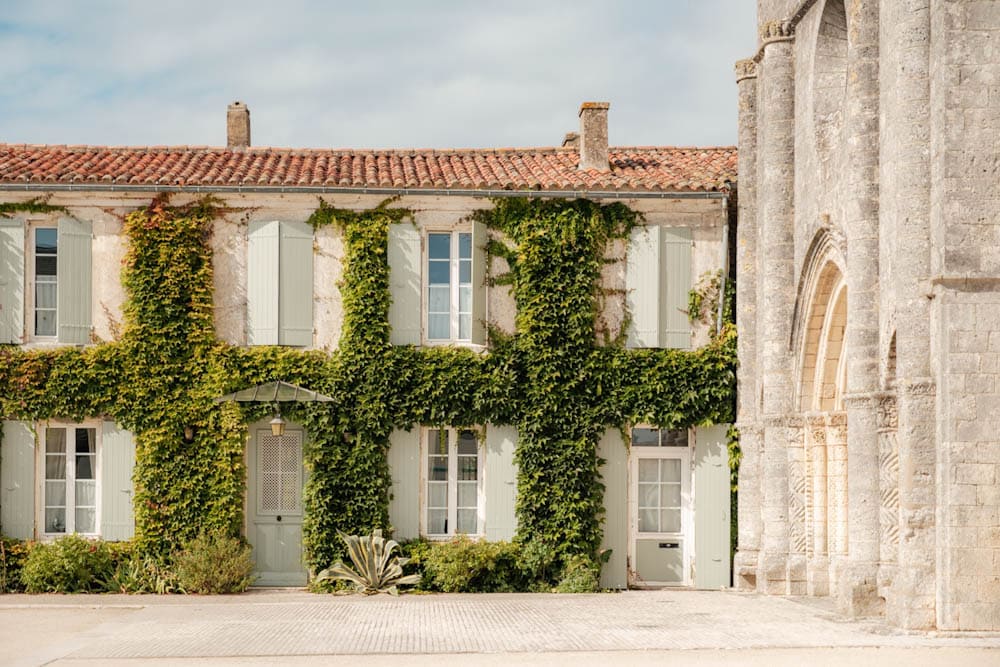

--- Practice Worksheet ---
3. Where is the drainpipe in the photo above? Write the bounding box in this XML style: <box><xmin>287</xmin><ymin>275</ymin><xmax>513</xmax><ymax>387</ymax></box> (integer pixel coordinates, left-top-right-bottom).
<box><xmin>716</xmin><ymin>194</ymin><xmax>730</xmax><ymax>335</ymax></box>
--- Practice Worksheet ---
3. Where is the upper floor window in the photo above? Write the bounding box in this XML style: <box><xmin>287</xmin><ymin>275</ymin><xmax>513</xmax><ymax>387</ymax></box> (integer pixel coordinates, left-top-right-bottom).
<box><xmin>427</xmin><ymin>231</ymin><xmax>472</xmax><ymax>342</ymax></box>
<box><xmin>42</xmin><ymin>424</ymin><xmax>98</xmax><ymax>535</ymax></box>
<box><xmin>625</xmin><ymin>225</ymin><xmax>692</xmax><ymax>349</ymax></box>
<box><xmin>33</xmin><ymin>227</ymin><xmax>58</xmax><ymax>337</ymax></box>
<box><xmin>423</xmin><ymin>427</ymin><xmax>482</xmax><ymax>537</ymax></box>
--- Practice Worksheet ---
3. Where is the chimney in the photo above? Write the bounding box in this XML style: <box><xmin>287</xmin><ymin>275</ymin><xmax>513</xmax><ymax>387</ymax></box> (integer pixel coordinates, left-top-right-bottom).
<box><xmin>562</xmin><ymin>132</ymin><xmax>580</xmax><ymax>148</ymax></box>
<box><xmin>577</xmin><ymin>102</ymin><xmax>609</xmax><ymax>171</ymax></box>
<box><xmin>227</xmin><ymin>101</ymin><xmax>251</xmax><ymax>148</ymax></box>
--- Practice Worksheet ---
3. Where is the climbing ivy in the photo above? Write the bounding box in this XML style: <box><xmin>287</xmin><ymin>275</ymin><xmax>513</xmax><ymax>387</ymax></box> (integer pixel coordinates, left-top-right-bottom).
<box><xmin>0</xmin><ymin>193</ymin><xmax>735</xmax><ymax>581</ymax></box>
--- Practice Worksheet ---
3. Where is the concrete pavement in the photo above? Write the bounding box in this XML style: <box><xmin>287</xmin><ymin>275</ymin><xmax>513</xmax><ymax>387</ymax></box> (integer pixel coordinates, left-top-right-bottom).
<box><xmin>1</xmin><ymin>588</ymin><xmax>998</xmax><ymax>666</ymax></box>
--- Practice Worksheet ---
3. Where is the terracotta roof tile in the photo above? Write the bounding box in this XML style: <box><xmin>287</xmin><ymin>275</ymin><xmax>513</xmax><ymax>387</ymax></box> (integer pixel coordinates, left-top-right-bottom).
<box><xmin>0</xmin><ymin>144</ymin><xmax>736</xmax><ymax>193</ymax></box>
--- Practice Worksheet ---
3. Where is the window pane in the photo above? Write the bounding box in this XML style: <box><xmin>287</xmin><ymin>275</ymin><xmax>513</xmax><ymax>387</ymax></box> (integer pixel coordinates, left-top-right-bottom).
<box><xmin>456</xmin><ymin>509</ymin><xmax>477</xmax><ymax>534</ymax></box>
<box><xmin>46</xmin><ymin>508</ymin><xmax>66</xmax><ymax>533</ymax></box>
<box><xmin>35</xmin><ymin>228</ymin><xmax>57</xmax><ymax>253</ymax></box>
<box><xmin>45</xmin><ymin>480</ymin><xmax>66</xmax><ymax>506</ymax></box>
<box><xmin>638</xmin><ymin>459</ymin><xmax>658</xmax><ymax>482</ymax></box>
<box><xmin>632</xmin><ymin>428</ymin><xmax>660</xmax><ymax>447</ymax></box>
<box><xmin>36</xmin><ymin>281</ymin><xmax>57</xmax><ymax>308</ymax></box>
<box><xmin>428</xmin><ymin>314</ymin><xmax>450</xmax><ymax>340</ymax></box>
<box><xmin>661</xmin><ymin>509</ymin><xmax>681</xmax><ymax>533</ymax></box>
<box><xmin>429</xmin><ymin>429</ymin><xmax>448</xmax><ymax>455</ymax></box>
<box><xmin>458</xmin><ymin>285</ymin><xmax>471</xmax><ymax>313</ymax></box>
<box><xmin>458</xmin><ymin>314</ymin><xmax>471</xmax><ymax>341</ymax></box>
<box><xmin>458</xmin><ymin>233</ymin><xmax>472</xmax><ymax>259</ymax></box>
<box><xmin>46</xmin><ymin>429</ymin><xmax>67</xmax><ymax>454</ymax></box>
<box><xmin>428</xmin><ymin>285</ymin><xmax>450</xmax><ymax>313</ymax></box>
<box><xmin>662</xmin><ymin>484</ymin><xmax>681</xmax><ymax>508</ymax></box>
<box><xmin>75</xmin><ymin>508</ymin><xmax>96</xmax><ymax>534</ymax></box>
<box><xmin>457</xmin><ymin>456</ymin><xmax>476</xmax><ymax>481</ymax></box>
<box><xmin>661</xmin><ymin>459</ymin><xmax>681</xmax><ymax>483</ymax></box>
<box><xmin>638</xmin><ymin>508</ymin><xmax>657</xmax><ymax>533</ymax></box>
<box><xmin>459</xmin><ymin>260</ymin><xmax>471</xmax><ymax>283</ymax></box>
<box><xmin>76</xmin><ymin>480</ymin><xmax>96</xmax><ymax>507</ymax></box>
<box><xmin>457</xmin><ymin>431</ymin><xmax>477</xmax><ymax>455</ymax></box>
<box><xmin>638</xmin><ymin>482</ymin><xmax>658</xmax><ymax>508</ymax></box>
<box><xmin>36</xmin><ymin>256</ymin><xmax>57</xmax><ymax>276</ymax></box>
<box><xmin>428</xmin><ymin>456</ymin><xmax>448</xmax><ymax>481</ymax></box>
<box><xmin>35</xmin><ymin>311</ymin><xmax>57</xmax><ymax>337</ymax></box>
<box><xmin>428</xmin><ymin>260</ymin><xmax>450</xmax><ymax>285</ymax></box>
<box><xmin>661</xmin><ymin>429</ymin><xmax>689</xmax><ymax>447</ymax></box>
<box><xmin>45</xmin><ymin>455</ymin><xmax>66</xmax><ymax>480</ymax></box>
<box><xmin>428</xmin><ymin>234</ymin><xmax>450</xmax><ymax>260</ymax></box>
<box><xmin>427</xmin><ymin>509</ymin><xmax>447</xmax><ymax>535</ymax></box>
<box><xmin>427</xmin><ymin>482</ymin><xmax>448</xmax><ymax>508</ymax></box>
<box><xmin>457</xmin><ymin>481</ymin><xmax>477</xmax><ymax>508</ymax></box>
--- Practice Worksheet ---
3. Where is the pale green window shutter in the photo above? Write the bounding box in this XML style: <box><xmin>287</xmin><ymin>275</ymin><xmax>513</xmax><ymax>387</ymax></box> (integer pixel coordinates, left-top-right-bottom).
<box><xmin>388</xmin><ymin>223</ymin><xmax>421</xmax><ymax>346</ymax></box>
<box><xmin>598</xmin><ymin>429</ymin><xmax>628</xmax><ymax>589</ymax></box>
<box><xmin>626</xmin><ymin>225</ymin><xmax>660</xmax><ymax>347</ymax></box>
<box><xmin>57</xmin><ymin>217</ymin><xmax>92</xmax><ymax>345</ymax></box>
<box><xmin>248</xmin><ymin>220</ymin><xmax>280</xmax><ymax>345</ymax></box>
<box><xmin>471</xmin><ymin>221</ymin><xmax>488</xmax><ymax>346</ymax></box>
<box><xmin>1</xmin><ymin>421</ymin><xmax>35</xmax><ymax>540</ymax></box>
<box><xmin>278</xmin><ymin>221</ymin><xmax>314</xmax><ymax>347</ymax></box>
<box><xmin>694</xmin><ymin>424</ymin><xmax>731</xmax><ymax>589</ymax></box>
<box><xmin>100</xmin><ymin>422</ymin><xmax>135</xmax><ymax>541</ymax></box>
<box><xmin>387</xmin><ymin>428</ymin><xmax>420</xmax><ymax>540</ymax></box>
<box><xmin>661</xmin><ymin>226</ymin><xmax>692</xmax><ymax>349</ymax></box>
<box><xmin>484</xmin><ymin>424</ymin><xmax>517</xmax><ymax>540</ymax></box>
<box><xmin>0</xmin><ymin>219</ymin><xmax>24</xmax><ymax>345</ymax></box>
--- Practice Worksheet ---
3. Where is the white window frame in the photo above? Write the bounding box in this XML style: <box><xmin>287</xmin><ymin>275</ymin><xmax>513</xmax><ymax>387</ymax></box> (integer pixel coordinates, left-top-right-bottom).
<box><xmin>420</xmin><ymin>426</ymin><xmax>485</xmax><ymax>538</ymax></box>
<box><xmin>36</xmin><ymin>421</ymin><xmax>102</xmax><ymax>538</ymax></box>
<box><xmin>28</xmin><ymin>223</ymin><xmax>58</xmax><ymax>341</ymax></box>
<box><xmin>422</xmin><ymin>228</ymin><xmax>474</xmax><ymax>344</ymax></box>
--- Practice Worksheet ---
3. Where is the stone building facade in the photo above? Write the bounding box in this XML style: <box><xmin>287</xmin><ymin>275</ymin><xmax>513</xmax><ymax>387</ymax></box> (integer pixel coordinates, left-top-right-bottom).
<box><xmin>735</xmin><ymin>0</ymin><xmax>1000</xmax><ymax>630</ymax></box>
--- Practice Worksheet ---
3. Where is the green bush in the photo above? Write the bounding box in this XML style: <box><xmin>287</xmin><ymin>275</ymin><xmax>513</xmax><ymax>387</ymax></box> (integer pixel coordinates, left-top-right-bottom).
<box><xmin>0</xmin><ymin>537</ymin><xmax>31</xmax><ymax>593</ymax></box>
<box><xmin>554</xmin><ymin>554</ymin><xmax>600</xmax><ymax>593</ymax></box>
<box><xmin>21</xmin><ymin>535</ymin><xmax>113</xmax><ymax>593</ymax></box>
<box><xmin>104</xmin><ymin>552</ymin><xmax>183</xmax><ymax>594</ymax></box>
<box><xmin>172</xmin><ymin>529</ymin><xmax>255</xmax><ymax>594</ymax></box>
<box><xmin>421</xmin><ymin>537</ymin><xmax>525</xmax><ymax>592</ymax></box>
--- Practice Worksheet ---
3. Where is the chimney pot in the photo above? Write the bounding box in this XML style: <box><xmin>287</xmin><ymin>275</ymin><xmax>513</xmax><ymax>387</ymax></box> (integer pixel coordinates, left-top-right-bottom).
<box><xmin>562</xmin><ymin>132</ymin><xmax>580</xmax><ymax>148</ymax></box>
<box><xmin>227</xmin><ymin>101</ymin><xmax>251</xmax><ymax>148</ymax></box>
<box><xmin>577</xmin><ymin>101</ymin><xmax>610</xmax><ymax>171</ymax></box>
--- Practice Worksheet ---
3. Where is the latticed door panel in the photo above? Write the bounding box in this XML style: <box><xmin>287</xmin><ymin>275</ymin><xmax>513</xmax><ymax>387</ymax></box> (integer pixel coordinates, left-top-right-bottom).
<box><xmin>257</xmin><ymin>432</ymin><xmax>303</xmax><ymax>516</ymax></box>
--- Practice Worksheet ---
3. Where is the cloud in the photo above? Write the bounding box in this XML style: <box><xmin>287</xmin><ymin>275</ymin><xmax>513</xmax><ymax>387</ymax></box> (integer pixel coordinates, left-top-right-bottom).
<box><xmin>0</xmin><ymin>0</ymin><xmax>756</xmax><ymax>148</ymax></box>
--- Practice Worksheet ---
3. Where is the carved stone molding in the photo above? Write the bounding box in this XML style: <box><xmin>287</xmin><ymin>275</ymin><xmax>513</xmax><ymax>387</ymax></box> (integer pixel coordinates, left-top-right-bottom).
<box><xmin>899</xmin><ymin>379</ymin><xmax>936</xmax><ymax>396</ymax></box>
<box><xmin>735</xmin><ymin>58</ymin><xmax>758</xmax><ymax>82</ymax></box>
<box><xmin>734</xmin><ymin>422</ymin><xmax>763</xmax><ymax>439</ymax></box>
<box><xmin>760</xmin><ymin>20</ymin><xmax>795</xmax><ymax>44</ymax></box>
<box><xmin>875</xmin><ymin>393</ymin><xmax>898</xmax><ymax>433</ymax></box>
<box><xmin>761</xmin><ymin>414</ymin><xmax>805</xmax><ymax>429</ymax></box>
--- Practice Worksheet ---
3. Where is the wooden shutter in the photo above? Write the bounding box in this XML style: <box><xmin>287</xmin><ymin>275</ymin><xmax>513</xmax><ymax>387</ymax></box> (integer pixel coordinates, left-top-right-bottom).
<box><xmin>100</xmin><ymin>422</ymin><xmax>135</xmax><ymax>541</ymax></box>
<box><xmin>694</xmin><ymin>424</ymin><xmax>731</xmax><ymax>589</ymax></box>
<box><xmin>278</xmin><ymin>221</ymin><xmax>314</xmax><ymax>347</ymax></box>
<box><xmin>471</xmin><ymin>220</ymin><xmax>488</xmax><ymax>346</ymax></box>
<box><xmin>387</xmin><ymin>223</ymin><xmax>421</xmax><ymax>346</ymax></box>
<box><xmin>598</xmin><ymin>428</ymin><xmax>628</xmax><ymax>589</ymax></box>
<box><xmin>1</xmin><ymin>421</ymin><xmax>35</xmax><ymax>540</ymax></box>
<box><xmin>0</xmin><ymin>219</ymin><xmax>24</xmax><ymax>345</ymax></box>
<box><xmin>247</xmin><ymin>220</ymin><xmax>280</xmax><ymax>345</ymax></box>
<box><xmin>626</xmin><ymin>225</ymin><xmax>660</xmax><ymax>348</ymax></box>
<box><xmin>387</xmin><ymin>428</ymin><xmax>420</xmax><ymax>540</ymax></box>
<box><xmin>57</xmin><ymin>217</ymin><xmax>92</xmax><ymax>345</ymax></box>
<box><xmin>484</xmin><ymin>424</ymin><xmax>517</xmax><ymax>540</ymax></box>
<box><xmin>661</xmin><ymin>227</ymin><xmax>692</xmax><ymax>349</ymax></box>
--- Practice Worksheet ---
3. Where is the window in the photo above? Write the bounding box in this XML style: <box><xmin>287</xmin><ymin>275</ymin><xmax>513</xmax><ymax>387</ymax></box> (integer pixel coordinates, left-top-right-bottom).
<box><xmin>625</xmin><ymin>225</ymin><xmax>692</xmax><ymax>349</ymax></box>
<box><xmin>630</xmin><ymin>427</ymin><xmax>689</xmax><ymax>448</ymax></box>
<box><xmin>42</xmin><ymin>425</ymin><xmax>98</xmax><ymax>535</ymax></box>
<box><xmin>246</xmin><ymin>220</ymin><xmax>314</xmax><ymax>346</ymax></box>
<box><xmin>33</xmin><ymin>227</ymin><xmax>58</xmax><ymax>337</ymax></box>
<box><xmin>426</xmin><ymin>231</ymin><xmax>473</xmax><ymax>341</ymax></box>
<box><xmin>423</xmin><ymin>428</ymin><xmax>482</xmax><ymax>536</ymax></box>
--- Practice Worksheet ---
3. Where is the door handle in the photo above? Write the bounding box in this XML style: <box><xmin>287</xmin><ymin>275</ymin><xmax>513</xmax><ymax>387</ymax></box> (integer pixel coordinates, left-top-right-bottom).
<box><xmin>277</xmin><ymin>515</ymin><xmax>282</xmax><ymax>522</ymax></box>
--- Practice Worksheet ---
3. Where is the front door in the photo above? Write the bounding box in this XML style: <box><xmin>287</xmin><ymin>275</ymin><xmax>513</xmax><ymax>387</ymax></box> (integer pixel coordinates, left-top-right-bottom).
<box><xmin>629</xmin><ymin>428</ymin><xmax>691</xmax><ymax>586</ymax></box>
<box><xmin>247</xmin><ymin>427</ymin><xmax>307</xmax><ymax>586</ymax></box>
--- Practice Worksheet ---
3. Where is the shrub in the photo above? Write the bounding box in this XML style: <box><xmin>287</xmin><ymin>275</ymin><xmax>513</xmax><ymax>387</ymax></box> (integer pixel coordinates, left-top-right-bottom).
<box><xmin>21</xmin><ymin>534</ymin><xmax>113</xmax><ymax>593</ymax></box>
<box><xmin>104</xmin><ymin>553</ymin><xmax>183</xmax><ymax>594</ymax></box>
<box><xmin>315</xmin><ymin>529</ymin><xmax>420</xmax><ymax>595</ymax></box>
<box><xmin>554</xmin><ymin>554</ymin><xmax>600</xmax><ymax>593</ymax></box>
<box><xmin>172</xmin><ymin>529</ymin><xmax>255</xmax><ymax>594</ymax></box>
<box><xmin>0</xmin><ymin>537</ymin><xmax>31</xmax><ymax>593</ymax></box>
<box><xmin>421</xmin><ymin>537</ymin><xmax>525</xmax><ymax>592</ymax></box>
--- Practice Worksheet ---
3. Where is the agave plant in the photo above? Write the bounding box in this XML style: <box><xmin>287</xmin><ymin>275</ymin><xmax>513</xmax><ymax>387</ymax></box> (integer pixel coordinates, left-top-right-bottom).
<box><xmin>315</xmin><ymin>529</ymin><xmax>421</xmax><ymax>595</ymax></box>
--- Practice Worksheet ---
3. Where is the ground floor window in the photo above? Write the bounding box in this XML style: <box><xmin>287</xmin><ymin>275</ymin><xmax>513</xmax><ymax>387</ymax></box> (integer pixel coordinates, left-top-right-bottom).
<box><xmin>423</xmin><ymin>427</ymin><xmax>482</xmax><ymax>536</ymax></box>
<box><xmin>42</xmin><ymin>424</ymin><xmax>98</xmax><ymax>535</ymax></box>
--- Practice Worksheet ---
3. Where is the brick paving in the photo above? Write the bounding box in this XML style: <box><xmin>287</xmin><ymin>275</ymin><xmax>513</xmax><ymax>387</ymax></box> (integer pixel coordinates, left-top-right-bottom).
<box><xmin>1</xmin><ymin>589</ymin><xmax>998</xmax><ymax>665</ymax></box>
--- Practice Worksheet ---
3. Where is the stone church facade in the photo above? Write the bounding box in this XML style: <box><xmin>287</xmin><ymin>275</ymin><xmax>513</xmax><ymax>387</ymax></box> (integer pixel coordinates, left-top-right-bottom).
<box><xmin>734</xmin><ymin>0</ymin><xmax>1000</xmax><ymax>630</ymax></box>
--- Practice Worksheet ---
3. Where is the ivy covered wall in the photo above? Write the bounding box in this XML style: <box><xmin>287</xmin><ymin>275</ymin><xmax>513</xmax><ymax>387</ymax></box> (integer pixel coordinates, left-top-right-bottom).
<box><xmin>0</xmin><ymin>194</ymin><xmax>735</xmax><ymax>581</ymax></box>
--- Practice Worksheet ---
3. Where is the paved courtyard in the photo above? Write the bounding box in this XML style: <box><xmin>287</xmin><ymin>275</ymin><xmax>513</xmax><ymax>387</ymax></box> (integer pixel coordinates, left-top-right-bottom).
<box><xmin>1</xmin><ymin>589</ymin><xmax>998</xmax><ymax>666</ymax></box>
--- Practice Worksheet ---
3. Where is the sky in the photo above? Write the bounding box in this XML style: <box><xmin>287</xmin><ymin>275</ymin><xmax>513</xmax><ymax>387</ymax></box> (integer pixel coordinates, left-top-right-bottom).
<box><xmin>0</xmin><ymin>1</ymin><xmax>757</xmax><ymax>150</ymax></box>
